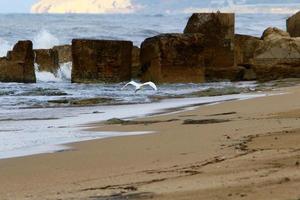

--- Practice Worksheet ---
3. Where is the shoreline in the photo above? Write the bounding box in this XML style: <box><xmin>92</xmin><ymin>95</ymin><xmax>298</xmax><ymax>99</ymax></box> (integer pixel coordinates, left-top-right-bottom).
<box><xmin>0</xmin><ymin>92</ymin><xmax>266</xmax><ymax>160</ymax></box>
<box><xmin>0</xmin><ymin>85</ymin><xmax>299</xmax><ymax>199</ymax></box>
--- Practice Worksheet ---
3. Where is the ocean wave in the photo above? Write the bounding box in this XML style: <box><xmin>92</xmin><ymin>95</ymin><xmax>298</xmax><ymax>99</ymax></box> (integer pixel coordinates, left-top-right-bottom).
<box><xmin>0</xmin><ymin>38</ymin><xmax>12</xmax><ymax>57</ymax></box>
<box><xmin>35</xmin><ymin>62</ymin><xmax>72</xmax><ymax>83</ymax></box>
<box><xmin>33</xmin><ymin>29</ymin><xmax>60</xmax><ymax>49</ymax></box>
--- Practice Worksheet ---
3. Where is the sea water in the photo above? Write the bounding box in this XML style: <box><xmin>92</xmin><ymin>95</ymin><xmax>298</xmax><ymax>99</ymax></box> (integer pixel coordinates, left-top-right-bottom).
<box><xmin>0</xmin><ymin>12</ymin><xmax>291</xmax><ymax>159</ymax></box>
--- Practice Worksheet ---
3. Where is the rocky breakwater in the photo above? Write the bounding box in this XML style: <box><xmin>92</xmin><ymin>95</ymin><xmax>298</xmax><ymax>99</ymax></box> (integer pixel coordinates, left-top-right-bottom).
<box><xmin>71</xmin><ymin>39</ymin><xmax>132</xmax><ymax>83</ymax></box>
<box><xmin>53</xmin><ymin>45</ymin><xmax>72</xmax><ymax>64</ymax></box>
<box><xmin>183</xmin><ymin>12</ymin><xmax>242</xmax><ymax>81</ymax></box>
<box><xmin>34</xmin><ymin>49</ymin><xmax>59</xmax><ymax>74</ymax></box>
<box><xmin>131</xmin><ymin>46</ymin><xmax>141</xmax><ymax>79</ymax></box>
<box><xmin>140</xmin><ymin>33</ymin><xmax>206</xmax><ymax>83</ymax></box>
<box><xmin>287</xmin><ymin>11</ymin><xmax>300</xmax><ymax>37</ymax></box>
<box><xmin>236</xmin><ymin>27</ymin><xmax>300</xmax><ymax>81</ymax></box>
<box><xmin>140</xmin><ymin>12</ymin><xmax>238</xmax><ymax>83</ymax></box>
<box><xmin>0</xmin><ymin>40</ymin><xmax>36</xmax><ymax>83</ymax></box>
<box><xmin>234</xmin><ymin>34</ymin><xmax>263</xmax><ymax>80</ymax></box>
<box><xmin>253</xmin><ymin>27</ymin><xmax>300</xmax><ymax>81</ymax></box>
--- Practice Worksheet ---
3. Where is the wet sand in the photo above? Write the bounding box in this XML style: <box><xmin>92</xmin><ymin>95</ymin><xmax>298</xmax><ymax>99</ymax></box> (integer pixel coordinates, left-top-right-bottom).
<box><xmin>0</xmin><ymin>86</ymin><xmax>300</xmax><ymax>200</ymax></box>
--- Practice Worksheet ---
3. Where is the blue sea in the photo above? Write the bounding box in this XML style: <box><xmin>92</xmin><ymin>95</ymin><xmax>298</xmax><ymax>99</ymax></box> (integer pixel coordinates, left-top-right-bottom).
<box><xmin>0</xmin><ymin>13</ymin><xmax>292</xmax><ymax>159</ymax></box>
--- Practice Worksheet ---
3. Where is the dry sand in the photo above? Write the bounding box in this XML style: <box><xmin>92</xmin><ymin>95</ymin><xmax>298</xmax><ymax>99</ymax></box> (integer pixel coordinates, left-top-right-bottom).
<box><xmin>0</xmin><ymin>86</ymin><xmax>300</xmax><ymax>200</ymax></box>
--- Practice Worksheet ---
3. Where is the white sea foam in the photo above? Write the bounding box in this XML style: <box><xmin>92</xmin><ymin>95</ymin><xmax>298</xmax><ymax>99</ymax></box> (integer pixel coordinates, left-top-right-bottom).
<box><xmin>33</xmin><ymin>29</ymin><xmax>60</xmax><ymax>49</ymax></box>
<box><xmin>35</xmin><ymin>62</ymin><xmax>72</xmax><ymax>82</ymax></box>
<box><xmin>0</xmin><ymin>93</ymin><xmax>266</xmax><ymax>159</ymax></box>
<box><xmin>0</xmin><ymin>38</ymin><xmax>12</xmax><ymax>57</ymax></box>
<box><xmin>56</xmin><ymin>62</ymin><xmax>72</xmax><ymax>81</ymax></box>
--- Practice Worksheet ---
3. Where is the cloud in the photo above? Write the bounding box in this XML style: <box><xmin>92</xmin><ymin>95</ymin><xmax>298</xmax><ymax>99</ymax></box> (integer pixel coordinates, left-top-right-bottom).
<box><xmin>31</xmin><ymin>0</ymin><xmax>138</xmax><ymax>14</ymax></box>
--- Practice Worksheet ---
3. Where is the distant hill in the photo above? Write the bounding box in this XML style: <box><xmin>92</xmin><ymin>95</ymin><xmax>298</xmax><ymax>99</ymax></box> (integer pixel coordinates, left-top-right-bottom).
<box><xmin>31</xmin><ymin>0</ymin><xmax>300</xmax><ymax>14</ymax></box>
<box><xmin>31</xmin><ymin>0</ymin><xmax>135</xmax><ymax>14</ymax></box>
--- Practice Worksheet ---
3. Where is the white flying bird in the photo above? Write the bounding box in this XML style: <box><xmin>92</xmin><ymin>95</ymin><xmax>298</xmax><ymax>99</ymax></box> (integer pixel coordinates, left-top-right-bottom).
<box><xmin>122</xmin><ymin>81</ymin><xmax>158</xmax><ymax>93</ymax></box>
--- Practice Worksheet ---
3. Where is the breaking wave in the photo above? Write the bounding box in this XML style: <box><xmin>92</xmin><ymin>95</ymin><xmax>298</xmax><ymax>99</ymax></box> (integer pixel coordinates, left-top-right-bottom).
<box><xmin>0</xmin><ymin>38</ymin><xmax>12</xmax><ymax>57</ymax></box>
<box><xmin>33</xmin><ymin>29</ymin><xmax>60</xmax><ymax>49</ymax></box>
<box><xmin>35</xmin><ymin>62</ymin><xmax>72</xmax><ymax>82</ymax></box>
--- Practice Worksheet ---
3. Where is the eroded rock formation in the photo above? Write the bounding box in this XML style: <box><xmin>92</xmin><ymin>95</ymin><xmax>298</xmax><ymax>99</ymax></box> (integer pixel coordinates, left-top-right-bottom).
<box><xmin>140</xmin><ymin>33</ymin><xmax>205</xmax><ymax>83</ymax></box>
<box><xmin>0</xmin><ymin>41</ymin><xmax>36</xmax><ymax>83</ymax></box>
<box><xmin>287</xmin><ymin>11</ymin><xmax>300</xmax><ymax>37</ymax></box>
<box><xmin>131</xmin><ymin>46</ymin><xmax>141</xmax><ymax>78</ymax></box>
<box><xmin>184</xmin><ymin>12</ymin><xmax>236</xmax><ymax>81</ymax></box>
<box><xmin>71</xmin><ymin>39</ymin><xmax>132</xmax><ymax>83</ymax></box>
<box><xmin>53</xmin><ymin>45</ymin><xmax>72</xmax><ymax>63</ymax></box>
<box><xmin>34</xmin><ymin>49</ymin><xmax>59</xmax><ymax>74</ymax></box>
<box><xmin>236</xmin><ymin>27</ymin><xmax>300</xmax><ymax>81</ymax></box>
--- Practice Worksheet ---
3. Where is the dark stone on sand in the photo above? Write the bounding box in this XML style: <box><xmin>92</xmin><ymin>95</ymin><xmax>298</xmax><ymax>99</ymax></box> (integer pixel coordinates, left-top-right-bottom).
<box><xmin>183</xmin><ymin>119</ymin><xmax>231</xmax><ymax>125</ymax></box>
<box><xmin>71</xmin><ymin>39</ymin><xmax>133</xmax><ymax>83</ymax></box>
<box><xmin>105</xmin><ymin>118</ymin><xmax>178</xmax><ymax>125</ymax></box>
<box><xmin>48</xmin><ymin>97</ymin><xmax>114</xmax><ymax>106</ymax></box>
<box><xmin>0</xmin><ymin>40</ymin><xmax>36</xmax><ymax>83</ymax></box>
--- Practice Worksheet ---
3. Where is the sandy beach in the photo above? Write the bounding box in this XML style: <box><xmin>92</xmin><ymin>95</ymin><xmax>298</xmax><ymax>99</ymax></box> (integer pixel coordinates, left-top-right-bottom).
<box><xmin>0</xmin><ymin>85</ymin><xmax>300</xmax><ymax>200</ymax></box>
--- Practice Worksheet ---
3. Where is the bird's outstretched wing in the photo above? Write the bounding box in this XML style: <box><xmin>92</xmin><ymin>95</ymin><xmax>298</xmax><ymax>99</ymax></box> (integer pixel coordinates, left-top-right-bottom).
<box><xmin>121</xmin><ymin>81</ymin><xmax>140</xmax><ymax>90</ymax></box>
<box><xmin>141</xmin><ymin>82</ymin><xmax>158</xmax><ymax>91</ymax></box>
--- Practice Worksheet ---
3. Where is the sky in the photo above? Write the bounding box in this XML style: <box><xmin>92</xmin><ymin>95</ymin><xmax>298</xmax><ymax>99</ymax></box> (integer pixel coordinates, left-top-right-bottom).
<box><xmin>0</xmin><ymin>0</ymin><xmax>36</xmax><ymax>13</ymax></box>
<box><xmin>0</xmin><ymin>0</ymin><xmax>300</xmax><ymax>13</ymax></box>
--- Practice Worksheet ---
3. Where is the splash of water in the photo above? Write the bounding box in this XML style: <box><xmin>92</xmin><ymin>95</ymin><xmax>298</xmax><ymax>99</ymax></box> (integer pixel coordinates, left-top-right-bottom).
<box><xmin>0</xmin><ymin>38</ymin><xmax>12</xmax><ymax>57</ymax></box>
<box><xmin>35</xmin><ymin>62</ymin><xmax>72</xmax><ymax>82</ymax></box>
<box><xmin>33</xmin><ymin>29</ymin><xmax>60</xmax><ymax>49</ymax></box>
<box><xmin>56</xmin><ymin>62</ymin><xmax>72</xmax><ymax>81</ymax></box>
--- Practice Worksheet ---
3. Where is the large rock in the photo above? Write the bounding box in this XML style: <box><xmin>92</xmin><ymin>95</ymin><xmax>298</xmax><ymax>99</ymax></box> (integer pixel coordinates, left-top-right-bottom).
<box><xmin>184</xmin><ymin>13</ymin><xmax>235</xmax><ymax>80</ymax></box>
<box><xmin>140</xmin><ymin>34</ymin><xmax>205</xmax><ymax>83</ymax></box>
<box><xmin>287</xmin><ymin>11</ymin><xmax>300</xmax><ymax>37</ymax></box>
<box><xmin>0</xmin><ymin>41</ymin><xmax>36</xmax><ymax>83</ymax></box>
<box><xmin>252</xmin><ymin>28</ymin><xmax>300</xmax><ymax>81</ymax></box>
<box><xmin>184</xmin><ymin>12</ymin><xmax>235</xmax><ymax>41</ymax></box>
<box><xmin>131</xmin><ymin>46</ymin><xmax>141</xmax><ymax>78</ymax></box>
<box><xmin>261</xmin><ymin>27</ymin><xmax>290</xmax><ymax>41</ymax></box>
<box><xmin>34</xmin><ymin>49</ymin><xmax>59</xmax><ymax>74</ymax></box>
<box><xmin>235</xmin><ymin>34</ymin><xmax>263</xmax><ymax>67</ymax></box>
<box><xmin>205</xmin><ymin>67</ymin><xmax>245</xmax><ymax>82</ymax></box>
<box><xmin>71</xmin><ymin>39</ymin><xmax>132</xmax><ymax>83</ymax></box>
<box><xmin>234</xmin><ymin>34</ymin><xmax>261</xmax><ymax>81</ymax></box>
<box><xmin>53</xmin><ymin>45</ymin><xmax>72</xmax><ymax>63</ymax></box>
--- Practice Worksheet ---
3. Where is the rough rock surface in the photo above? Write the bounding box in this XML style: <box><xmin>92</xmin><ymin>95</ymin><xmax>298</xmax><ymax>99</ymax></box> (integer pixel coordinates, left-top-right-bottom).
<box><xmin>71</xmin><ymin>39</ymin><xmax>132</xmax><ymax>83</ymax></box>
<box><xmin>287</xmin><ymin>11</ymin><xmax>300</xmax><ymax>37</ymax></box>
<box><xmin>0</xmin><ymin>40</ymin><xmax>36</xmax><ymax>83</ymax></box>
<box><xmin>252</xmin><ymin>29</ymin><xmax>300</xmax><ymax>81</ymax></box>
<box><xmin>184</xmin><ymin>12</ymin><xmax>235</xmax><ymax>41</ymax></box>
<box><xmin>233</xmin><ymin>27</ymin><xmax>300</xmax><ymax>81</ymax></box>
<box><xmin>34</xmin><ymin>49</ymin><xmax>59</xmax><ymax>74</ymax></box>
<box><xmin>205</xmin><ymin>67</ymin><xmax>245</xmax><ymax>82</ymax></box>
<box><xmin>131</xmin><ymin>46</ymin><xmax>141</xmax><ymax>78</ymax></box>
<box><xmin>184</xmin><ymin>12</ymin><xmax>236</xmax><ymax>80</ymax></box>
<box><xmin>234</xmin><ymin>34</ymin><xmax>263</xmax><ymax>68</ymax></box>
<box><xmin>53</xmin><ymin>45</ymin><xmax>72</xmax><ymax>63</ymax></box>
<box><xmin>261</xmin><ymin>27</ymin><xmax>290</xmax><ymax>41</ymax></box>
<box><xmin>140</xmin><ymin>33</ymin><xmax>205</xmax><ymax>83</ymax></box>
